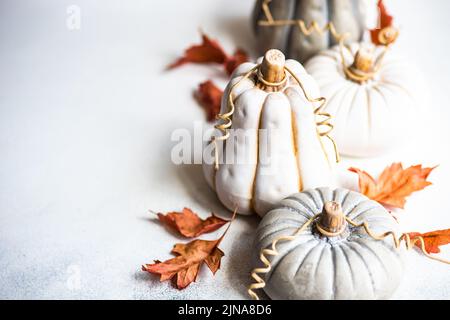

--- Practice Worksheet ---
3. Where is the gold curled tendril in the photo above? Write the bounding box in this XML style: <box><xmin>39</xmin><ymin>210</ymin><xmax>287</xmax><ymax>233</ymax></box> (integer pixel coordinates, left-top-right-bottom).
<box><xmin>344</xmin><ymin>217</ymin><xmax>450</xmax><ymax>265</ymax></box>
<box><xmin>212</xmin><ymin>63</ymin><xmax>340</xmax><ymax>171</ymax></box>
<box><xmin>248</xmin><ymin>213</ymin><xmax>320</xmax><ymax>300</ymax></box>
<box><xmin>248</xmin><ymin>213</ymin><xmax>450</xmax><ymax>300</ymax></box>
<box><xmin>258</xmin><ymin>0</ymin><xmax>395</xmax><ymax>83</ymax></box>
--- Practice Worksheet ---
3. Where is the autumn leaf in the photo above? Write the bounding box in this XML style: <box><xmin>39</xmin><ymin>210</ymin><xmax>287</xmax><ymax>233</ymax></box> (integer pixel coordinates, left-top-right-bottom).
<box><xmin>167</xmin><ymin>32</ymin><xmax>248</xmax><ymax>122</ymax></box>
<box><xmin>167</xmin><ymin>33</ymin><xmax>227</xmax><ymax>70</ymax></box>
<box><xmin>194</xmin><ymin>80</ymin><xmax>223</xmax><ymax>122</ymax></box>
<box><xmin>370</xmin><ymin>0</ymin><xmax>395</xmax><ymax>45</ymax></box>
<box><xmin>349</xmin><ymin>163</ymin><xmax>436</xmax><ymax>209</ymax></box>
<box><xmin>167</xmin><ymin>32</ymin><xmax>248</xmax><ymax>75</ymax></box>
<box><xmin>142</xmin><ymin>239</ymin><xmax>223</xmax><ymax>289</ymax></box>
<box><xmin>143</xmin><ymin>211</ymin><xmax>236</xmax><ymax>289</ymax></box>
<box><xmin>408</xmin><ymin>229</ymin><xmax>450</xmax><ymax>254</ymax></box>
<box><xmin>155</xmin><ymin>207</ymin><xmax>229</xmax><ymax>238</ymax></box>
<box><xmin>224</xmin><ymin>49</ymin><xmax>249</xmax><ymax>76</ymax></box>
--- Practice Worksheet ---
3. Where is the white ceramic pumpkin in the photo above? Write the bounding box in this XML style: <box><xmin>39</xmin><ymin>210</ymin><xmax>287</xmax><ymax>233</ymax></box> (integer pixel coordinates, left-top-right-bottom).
<box><xmin>252</xmin><ymin>0</ymin><xmax>378</xmax><ymax>63</ymax></box>
<box><xmin>305</xmin><ymin>43</ymin><xmax>425</xmax><ymax>157</ymax></box>
<box><xmin>203</xmin><ymin>49</ymin><xmax>337</xmax><ymax>217</ymax></box>
<box><xmin>252</xmin><ymin>187</ymin><xmax>404</xmax><ymax>300</ymax></box>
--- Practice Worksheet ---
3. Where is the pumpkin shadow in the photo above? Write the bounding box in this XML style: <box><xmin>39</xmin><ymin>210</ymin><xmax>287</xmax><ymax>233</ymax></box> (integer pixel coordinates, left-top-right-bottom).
<box><xmin>175</xmin><ymin>163</ymin><xmax>232</xmax><ymax>219</ymax></box>
<box><xmin>226</xmin><ymin>214</ymin><xmax>269</xmax><ymax>300</ymax></box>
<box><xmin>176</xmin><ymin>164</ymin><xmax>267</xmax><ymax>299</ymax></box>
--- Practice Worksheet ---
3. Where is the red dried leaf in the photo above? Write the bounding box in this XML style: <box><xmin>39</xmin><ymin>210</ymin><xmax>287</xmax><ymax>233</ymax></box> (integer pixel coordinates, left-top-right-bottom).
<box><xmin>167</xmin><ymin>32</ymin><xmax>248</xmax><ymax>122</ymax></box>
<box><xmin>143</xmin><ymin>211</ymin><xmax>236</xmax><ymax>289</ymax></box>
<box><xmin>408</xmin><ymin>229</ymin><xmax>450</xmax><ymax>254</ymax></box>
<box><xmin>349</xmin><ymin>163</ymin><xmax>436</xmax><ymax>209</ymax></box>
<box><xmin>167</xmin><ymin>33</ymin><xmax>227</xmax><ymax>70</ymax></box>
<box><xmin>194</xmin><ymin>80</ymin><xmax>223</xmax><ymax>122</ymax></box>
<box><xmin>167</xmin><ymin>32</ymin><xmax>248</xmax><ymax>75</ymax></box>
<box><xmin>370</xmin><ymin>0</ymin><xmax>394</xmax><ymax>45</ymax></box>
<box><xmin>156</xmin><ymin>207</ymin><xmax>229</xmax><ymax>238</ymax></box>
<box><xmin>224</xmin><ymin>49</ymin><xmax>249</xmax><ymax>76</ymax></box>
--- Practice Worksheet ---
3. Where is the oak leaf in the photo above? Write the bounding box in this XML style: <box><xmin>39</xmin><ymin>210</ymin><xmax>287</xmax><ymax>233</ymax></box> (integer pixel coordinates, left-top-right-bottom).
<box><xmin>156</xmin><ymin>207</ymin><xmax>229</xmax><ymax>238</ymax></box>
<box><xmin>143</xmin><ymin>211</ymin><xmax>235</xmax><ymax>289</ymax></box>
<box><xmin>194</xmin><ymin>80</ymin><xmax>223</xmax><ymax>122</ymax></box>
<box><xmin>408</xmin><ymin>229</ymin><xmax>450</xmax><ymax>254</ymax></box>
<box><xmin>349</xmin><ymin>163</ymin><xmax>436</xmax><ymax>209</ymax></box>
<box><xmin>370</xmin><ymin>0</ymin><xmax>394</xmax><ymax>45</ymax></box>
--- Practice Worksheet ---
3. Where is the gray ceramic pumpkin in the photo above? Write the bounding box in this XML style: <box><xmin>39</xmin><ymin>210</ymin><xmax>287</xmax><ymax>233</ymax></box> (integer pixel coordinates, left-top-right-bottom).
<box><xmin>253</xmin><ymin>187</ymin><xmax>405</xmax><ymax>300</ymax></box>
<box><xmin>252</xmin><ymin>0</ymin><xmax>378</xmax><ymax>62</ymax></box>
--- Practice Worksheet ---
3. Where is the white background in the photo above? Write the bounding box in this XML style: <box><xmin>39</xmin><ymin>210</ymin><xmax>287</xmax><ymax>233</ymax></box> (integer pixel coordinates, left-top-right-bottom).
<box><xmin>0</xmin><ymin>0</ymin><xmax>449</xmax><ymax>299</ymax></box>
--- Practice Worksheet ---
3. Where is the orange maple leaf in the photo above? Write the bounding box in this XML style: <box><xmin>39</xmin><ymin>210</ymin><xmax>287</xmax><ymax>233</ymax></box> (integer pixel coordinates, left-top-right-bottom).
<box><xmin>167</xmin><ymin>33</ymin><xmax>227</xmax><ymax>69</ymax></box>
<box><xmin>224</xmin><ymin>49</ymin><xmax>248</xmax><ymax>76</ymax></box>
<box><xmin>167</xmin><ymin>32</ymin><xmax>248</xmax><ymax>123</ymax></box>
<box><xmin>194</xmin><ymin>80</ymin><xmax>223</xmax><ymax>122</ymax></box>
<box><xmin>142</xmin><ymin>239</ymin><xmax>224</xmax><ymax>289</ymax></box>
<box><xmin>156</xmin><ymin>207</ymin><xmax>229</xmax><ymax>238</ymax></box>
<box><xmin>408</xmin><ymin>229</ymin><xmax>450</xmax><ymax>254</ymax></box>
<box><xmin>143</xmin><ymin>211</ymin><xmax>235</xmax><ymax>289</ymax></box>
<box><xmin>349</xmin><ymin>163</ymin><xmax>436</xmax><ymax>209</ymax></box>
<box><xmin>370</xmin><ymin>0</ymin><xmax>394</xmax><ymax>45</ymax></box>
<box><xmin>167</xmin><ymin>32</ymin><xmax>248</xmax><ymax>76</ymax></box>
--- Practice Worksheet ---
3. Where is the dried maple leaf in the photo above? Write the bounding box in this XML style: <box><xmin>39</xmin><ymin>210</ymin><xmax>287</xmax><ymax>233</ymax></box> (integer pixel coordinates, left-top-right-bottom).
<box><xmin>408</xmin><ymin>229</ymin><xmax>450</xmax><ymax>254</ymax></box>
<box><xmin>167</xmin><ymin>33</ymin><xmax>227</xmax><ymax>70</ymax></box>
<box><xmin>167</xmin><ymin>32</ymin><xmax>248</xmax><ymax>75</ymax></box>
<box><xmin>156</xmin><ymin>207</ymin><xmax>229</xmax><ymax>238</ymax></box>
<box><xmin>370</xmin><ymin>0</ymin><xmax>394</xmax><ymax>45</ymax></box>
<box><xmin>143</xmin><ymin>211</ymin><xmax>235</xmax><ymax>289</ymax></box>
<box><xmin>349</xmin><ymin>163</ymin><xmax>436</xmax><ymax>209</ymax></box>
<box><xmin>194</xmin><ymin>80</ymin><xmax>223</xmax><ymax>122</ymax></box>
<box><xmin>224</xmin><ymin>49</ymin><xmax>248</xmax><ymax>76</ymax></box>
<box><xmin>167</xmin><ymin>32</ymin><xmax>248</xmax><ymax>122</ymax></box>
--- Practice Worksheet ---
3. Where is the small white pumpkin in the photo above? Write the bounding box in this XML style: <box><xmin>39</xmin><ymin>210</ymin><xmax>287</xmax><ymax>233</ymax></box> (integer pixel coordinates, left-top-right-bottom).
<box><xmin>253</xmin><ymin>187</ymin><xmax>404</xmax><ymax>300</ymax></box>
<box><xmin>203</xmin><ymin>49</ymin><xmax>337</xmax><ymax>217</ymax></box>
<box><xmin>305</xmin><ymin>43</ymin><xmax>425</xmax><ymax>157</ymax></box>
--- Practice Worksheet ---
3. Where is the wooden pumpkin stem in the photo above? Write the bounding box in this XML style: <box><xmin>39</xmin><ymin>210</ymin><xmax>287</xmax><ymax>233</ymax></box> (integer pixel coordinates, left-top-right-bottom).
<box><xmin>317</xmin><ymin>201</ymin><xmax>347</xmax><ymax>237</ymax></box>
<box><xmin>344</xmin><ymin>48</ymin><xmax>376</xmax><ymax>84</ymax></box>
<box><xmin>257</xmin><ymin>49</ymin><xmax>287</xmax><ymax>91</ymax></box>
<box><xmin>352</xmin><ymin>48</ymin><xmax>373</xmax><ymax>73</ymax></box>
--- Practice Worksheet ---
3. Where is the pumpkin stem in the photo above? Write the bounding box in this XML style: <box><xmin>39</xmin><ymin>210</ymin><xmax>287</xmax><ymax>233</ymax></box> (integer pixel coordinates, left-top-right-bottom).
<box><xmin>317</xmin><ymin>201</ymin><xmax>347</xmax><ymax>237</ymax></box>
<box><xmin>344</xmin><ymin>48</ymin><xmax>375</xmax><ymax>84</ymax></box>
<box><xmin>257</xmin><ymin>49</ymin><xmax>287</xmax><ymax>91</ymax></box>
<box><xmin>378</xmin><ymin>26</ymin><xmax>399</xmax><ymax>46</ymax></box>
<box><xmin>352</xmin><ymin>48</ymin><xmax>373</xmax><ymax>73</ymax></box>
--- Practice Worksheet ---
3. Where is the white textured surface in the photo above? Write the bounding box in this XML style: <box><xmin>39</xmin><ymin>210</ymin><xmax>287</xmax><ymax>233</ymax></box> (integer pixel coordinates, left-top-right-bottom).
<box><xmin>0</xmin><ymin>0</ymin><xmax>449</xmax><ymax>299</ymax></box>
